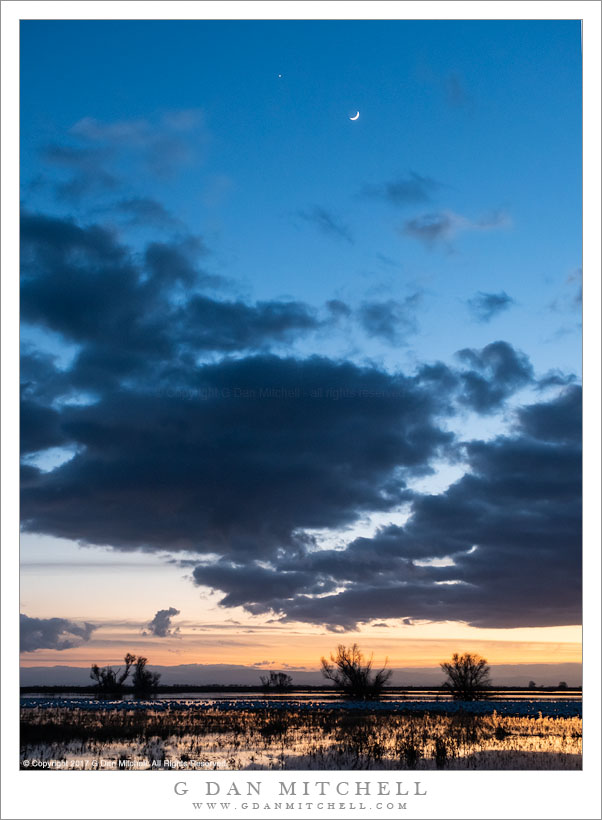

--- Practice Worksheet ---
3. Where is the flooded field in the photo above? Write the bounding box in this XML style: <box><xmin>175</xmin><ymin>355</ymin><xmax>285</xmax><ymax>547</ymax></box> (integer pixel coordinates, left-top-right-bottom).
<box><xmin>20</xmin><ymin>701</ymin><xmax>582</xmax><ymax>771</ymax></box>
<box><xmin>21</xmin><ymin>688</ymin><xmax>583</xmax><ymax>703</ymax></box>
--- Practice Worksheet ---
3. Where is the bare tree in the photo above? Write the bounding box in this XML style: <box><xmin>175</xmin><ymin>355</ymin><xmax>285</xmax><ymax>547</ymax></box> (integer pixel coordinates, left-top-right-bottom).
<box><xmin>132</xmin><ymin>656</ymin><xmax>161</xmax><ymax>697</ymax></box>
<box><xmin>440</xmin><ymin>652</ymin><xmax>491</xmax><ymax>701</ymax></box>
<box><xmin>90</xmin><ymin>653</ymin><xmax>135</xmax><ymax>696</ymax></box>
<box><xmin>260</xmin><ymin>671</ymin><xmax>293</xmax><ymax>692</ymax></box>
<box><xmin>90</xmin><ymin>653</ymin><xmax>160</xmax><ymax>697</ymax></box>
<box><xmin>321</xmin><ymin>643</ymin><xmax>392</xmax><ymax>700</ymax></box>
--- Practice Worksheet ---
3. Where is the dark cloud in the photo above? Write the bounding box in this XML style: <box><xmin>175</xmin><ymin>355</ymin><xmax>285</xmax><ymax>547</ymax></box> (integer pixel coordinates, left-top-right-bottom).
<box><xmin>455</xmin><ymin>341</ymin><xmax>534</xmax><ymax>413</ymax></box>
<box><xmin>20</xmin><ymin>218</ymin><xmax>539</xmax><ymax>578</ymax></box>
<box><xmin>297</xmin><ymin>207</ymin><xmax>353</xmax><ymax>243</ymax></box>
<box><xmin>361</xmin><ymin>172</ymin><xmax>441</xmax><ymax>206</ymax></box>
<box><xmin>358</xmin><ymin>294</ymin><xmax>421</xmax><ymax>345</ymax></box>
<box><xmin>193</xmin><ymin>564</ymin><xmax>336</xmax><ymax>607</ymax></box>
<box><xmin>517</xmin><ymin>384</ymin><xmax>581</xmax><ymax>444</ymax></box>
<box><xmin>145</xmin><ymin>607</ymin><xmax>181</xmax><ymax>637</ymax></box>
<box><xmin>20</xmin><ymin>212</ymin><xmax>173</xmax><ymax>384</ymax></box>
<box><xmin>143</xmin><ymin>235</ymin><xmax>213</xmax><ymax>286</ymax></box>
<box><xmin>197</xmin><ymin>387</ymin><xmax>581</xmax><ymax>630</ymax></box>
<box><xmin>467</xmin><ymin>291</ymin><xmax>515</xmax><ymax>322</ymax></box>
<box><xmin>21</xmin><ymin>354</ymin><xmax>452</xmax><ymax>558</ymax></box>
<box><xmin>326</xmin><ymin>299</ymin><xmax>352</xmax><ymax>319</ymax></box>
<box><xmin>21</xmin><ymin>396</ymin><xmax>67</xmax><ymax>455</ymax></box>
<box><xmin>20</xmin><ymin>213</ymin><xmax>541</xmax><ymax>587</ymax></box>
<box><xmin>20</xmin><ymin>349</ymin><xmax>70</xmax><ymax>405</ymax></box>
<box><xmin>179</xmin><ymin>296</ymin><xmax>320</xmax><ymax>352</ymax></box>
<box><xmin>410</xmin><ymin>342</ymin><xmax>534</xmax><ymax>417</ymax></box>
<box><xmin>20</xmin><ymin>210</ymin><xmax>322</xmax><ymax>394</ymax></box>
<box><xmin>20</xmin><ymin>613</ymin><xmax>96</xmax><ymax>652</ymax></box>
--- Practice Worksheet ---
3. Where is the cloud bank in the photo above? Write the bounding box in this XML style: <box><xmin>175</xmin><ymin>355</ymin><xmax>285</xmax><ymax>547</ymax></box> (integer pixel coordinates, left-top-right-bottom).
<box><xmin>19</xmin><ymin>194</ymin><xmax>581</xmax><ymax>632</ymax></box>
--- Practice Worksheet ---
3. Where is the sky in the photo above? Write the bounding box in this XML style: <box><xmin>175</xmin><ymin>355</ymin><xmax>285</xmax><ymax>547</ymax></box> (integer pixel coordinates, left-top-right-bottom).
<box><xmin>19</xmin><ymin>20</ymin><xmax>582</xmax><ymax>684</ymax></box>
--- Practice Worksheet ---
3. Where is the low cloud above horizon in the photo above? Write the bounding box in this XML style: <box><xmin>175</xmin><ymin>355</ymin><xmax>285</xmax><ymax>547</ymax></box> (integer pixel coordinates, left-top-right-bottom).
<box><xmin>20</xmin><ymin>614</ymin><xmax>96</xmax><ymax>653</ymax></box>
<box><xmin>143</xmin><ymin>607</ymin><xmax>181</xmax><ymax>638</ymax></box>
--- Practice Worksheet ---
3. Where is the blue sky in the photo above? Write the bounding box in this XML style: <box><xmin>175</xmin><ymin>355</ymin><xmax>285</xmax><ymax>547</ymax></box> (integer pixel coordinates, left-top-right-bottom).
<box><xmin>21</xmin><ymin>20</ymin><xmax>582</xmax><ymax>372</ymax></box>
<box><xmin>19</xmin><ymin>20</ymin><xmax>582</xmax><ymax>672</ymax></box>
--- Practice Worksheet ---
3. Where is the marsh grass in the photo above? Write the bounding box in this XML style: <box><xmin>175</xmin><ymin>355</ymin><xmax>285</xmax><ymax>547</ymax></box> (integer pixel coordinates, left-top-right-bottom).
<box><xmin>20</xmin><ymin>707</ymin><xmax>582</xmax><ymax>770</ymax></box>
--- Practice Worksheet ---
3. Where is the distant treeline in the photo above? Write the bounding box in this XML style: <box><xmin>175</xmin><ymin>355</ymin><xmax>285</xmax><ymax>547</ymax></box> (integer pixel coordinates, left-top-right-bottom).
<box><xmin>20</xmin><ymin>684</ymin><xmax>582</xmax><ymax>695</ymax></box>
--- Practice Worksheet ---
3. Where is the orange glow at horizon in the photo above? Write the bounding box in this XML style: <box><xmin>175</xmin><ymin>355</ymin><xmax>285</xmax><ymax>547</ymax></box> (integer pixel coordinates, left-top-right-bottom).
<box><xmin>20</xmin><ymin>621</ymin><xmax>582</xmax><ymax>669</ymax></box>
<box><xmin>20</xmin><ymin>540</ymin><xmax>582</xmax><ymax>673</ymax></box>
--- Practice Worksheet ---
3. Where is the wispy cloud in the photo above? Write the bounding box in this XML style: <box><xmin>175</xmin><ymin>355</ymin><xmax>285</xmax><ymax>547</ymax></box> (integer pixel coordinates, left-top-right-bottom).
<box><xmin>297</xmin><ymin>206</ymin><xmax>353</xmax><ymax>243</ymax></box>
<box><xmin>114</xmin><ymin>197</ymin><xmax>181</xmax><ymax>229</ymax></box>
<box><xmin>549</xmin><ymin>267</ymin><xmax>582</xmax><ymax>313</ymax></box>
<box><xmin>361</xmin><ymin>172</ymin><xmax>442</xmax><ymax>207</ymax></box>
<box><xmin>70</xmin><ymin>109</ymin><xmax>207</xmax><ymax>178</ymax></box>
<box><xmin>402</xmin><ymin>209</ymin><xmax>509</xmax><ymax>248</ymax></box>
<box><xmin>41</xmin><ymin>142</ymin><xmax>119</xmax><ymax>200</ymax></box>
<box><xmin>445</xmin><ymin>71</ymin><xmax>472</xmax><ymax>108</ymax></box>
<box><xmin>467</xmin><ymin>291</ymin><xmax>515</xmax><ymax>322</ymax></box>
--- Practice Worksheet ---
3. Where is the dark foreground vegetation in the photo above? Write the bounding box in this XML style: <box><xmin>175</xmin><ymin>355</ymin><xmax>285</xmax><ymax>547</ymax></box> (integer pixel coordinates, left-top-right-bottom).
<box><xmin>321</xmin><ymin>644</ymin><xmax>392</xmax><ymax>699</ymax></box>
<box><xmin>90</xmin><ymin>654</ymin><xmax>160</xmax><ymax>697</ymax></box>
<box><xmin>20</xmin><ymin>705</ymin><xmax>581</xmax><ymax>770</ymax></box>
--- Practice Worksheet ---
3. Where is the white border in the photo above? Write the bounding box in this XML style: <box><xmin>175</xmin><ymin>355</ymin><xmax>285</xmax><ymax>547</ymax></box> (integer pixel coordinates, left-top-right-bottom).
<box><xmin>3</xmin><ymin>0</ymin><xmax>602</xmax><ymax>21</ymax></box>
<box><xmin>2</xmin><ymin>3</ymin><xmax>600</xmax><ymax>819</ymax></box>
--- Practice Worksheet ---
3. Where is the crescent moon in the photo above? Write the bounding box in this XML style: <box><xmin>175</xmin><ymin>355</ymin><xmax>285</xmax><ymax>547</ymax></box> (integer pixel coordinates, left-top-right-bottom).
<box><xmin>349</xmin><ymin>111</ymin><xmax>360</xmax><ymax>121</ymax></box>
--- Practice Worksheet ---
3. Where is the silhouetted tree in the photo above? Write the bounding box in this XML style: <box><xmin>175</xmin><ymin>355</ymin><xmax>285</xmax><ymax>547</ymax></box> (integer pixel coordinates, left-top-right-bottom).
<box><xmin>90</xmin><ymin>653</ymin><xmax>135</xmax><ymax>696</ymax></box>
<box><xmin>321</xmin><ymin>643</ymin><xmax>392</xmax><ymax>699</ymax></box>
<box><xmin>558</xmin><ymin>681</ymin><xmax>568</xmax><ymax>690</ymax></box>
<box><xmin>260</xmin><ymin>671</ymin><xmax>293</xmax><ymax>692</ymax></box>
<box><xmin>132</xmin><ymin>656</ymin><xmax>161</xmax><ymax>697</ymax></box>
<box><xmin>440</xmin><ymin>652</ymin><xmax>491</xmax><ymax>701</ymax></box>
<box><xmin>528</xmin><ymin>680</ymin><xmax>537</xmax><ymax>689</ymax></box>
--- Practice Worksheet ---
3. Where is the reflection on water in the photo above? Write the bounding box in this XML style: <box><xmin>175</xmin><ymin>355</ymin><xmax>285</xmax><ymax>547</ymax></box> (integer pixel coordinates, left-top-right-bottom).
<box><xmin>20</xmin><ymin>706</ymin><xmax>583</xmax><ymax>769</ymax></box>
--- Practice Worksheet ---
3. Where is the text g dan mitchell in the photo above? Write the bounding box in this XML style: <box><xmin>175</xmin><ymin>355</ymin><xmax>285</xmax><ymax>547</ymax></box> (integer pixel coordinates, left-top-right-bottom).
<box><xmin>174</xmin><ymin>780</ymin><xmax>427</xmax><ymax>798</ymax></box>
